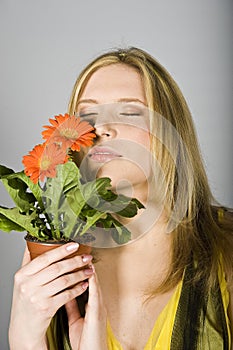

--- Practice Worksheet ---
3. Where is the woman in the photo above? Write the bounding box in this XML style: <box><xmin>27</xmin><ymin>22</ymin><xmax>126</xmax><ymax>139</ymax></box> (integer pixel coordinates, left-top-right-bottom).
<box><xmin>9</xmin><ymin>47</ymin><xmax>233</xmax><ymax>349</ymax></box>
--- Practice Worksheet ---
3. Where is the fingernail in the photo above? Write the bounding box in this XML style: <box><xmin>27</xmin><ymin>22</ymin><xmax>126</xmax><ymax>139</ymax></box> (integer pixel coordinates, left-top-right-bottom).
<box><xmin>84</xmin><ymin>267</ymin><xmax>94</xmax><ymax>275</ymax></box>
<box><xmin>82</xmin><ymin>254</ymin><xmax>93</xmax><ymax>263</ymax></box>
<box><xmin>66</xmin><ymin>243</ymin><xmax>79</xmax><ymax>251</ymax></box>
<box><xmin>81</xmin><ymin>281</ymin><xmax>89</xmax><ymax>290</ymax></box>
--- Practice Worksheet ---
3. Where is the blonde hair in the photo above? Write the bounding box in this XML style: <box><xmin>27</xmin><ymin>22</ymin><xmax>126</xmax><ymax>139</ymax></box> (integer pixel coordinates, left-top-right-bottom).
<box><xmin>68</xmin><ymin>47</ymin><xmax>233</xmax><ymax>292</ymax></box>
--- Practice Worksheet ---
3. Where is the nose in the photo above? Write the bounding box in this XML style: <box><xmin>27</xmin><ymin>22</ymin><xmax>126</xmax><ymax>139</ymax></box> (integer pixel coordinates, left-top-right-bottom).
<box><xmin>94</xmin><ymin>121</ymin><xmax>117</xmax><ymax>139</ymax></box>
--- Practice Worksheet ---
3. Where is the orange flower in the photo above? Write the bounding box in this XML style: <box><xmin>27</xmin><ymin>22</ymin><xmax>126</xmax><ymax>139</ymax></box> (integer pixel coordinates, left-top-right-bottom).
<box><xmin>42</xmin><ymin>114</ymin><xmax>96</xmax><ymax>152</ymax></box>
<box><xmin>22</xmin><ymin>143</ymin><xmax>68</xmax><ymax>184</ymax></box>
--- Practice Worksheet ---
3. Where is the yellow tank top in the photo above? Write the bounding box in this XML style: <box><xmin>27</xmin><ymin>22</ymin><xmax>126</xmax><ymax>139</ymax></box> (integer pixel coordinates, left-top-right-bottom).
<box><xmin>46</xmin><ymin>262</ymin><xmax>231</xmax><ymax>349</ymax></box>
<box><xmin>107</xmin><ymin>263</ymin><xmax>231</xmax><ymax>350</ymax></box>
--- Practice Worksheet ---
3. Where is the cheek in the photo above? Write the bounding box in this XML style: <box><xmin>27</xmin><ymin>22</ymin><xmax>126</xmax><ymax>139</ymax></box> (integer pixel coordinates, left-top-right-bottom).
<box><xmin>117</xmin><ymin>129</ymin><xmax>151</xmax><ymax>179</ymax></box>
<box><xmin>122</xmin><ymin>128</ymin><xmax>150</xmax><ymax>149</ymax></box>
<box><xmin>136</xmin><ymin>132</ymin><xmax>150</xmax><ymax>149</ymax></box>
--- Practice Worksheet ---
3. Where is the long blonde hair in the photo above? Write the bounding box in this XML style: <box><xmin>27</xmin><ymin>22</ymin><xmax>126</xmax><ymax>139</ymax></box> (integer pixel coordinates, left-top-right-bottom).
<box><xmin>68</xmin><ymin>47</ymin><xmax>233</xmax><ymax>292</ymax></box>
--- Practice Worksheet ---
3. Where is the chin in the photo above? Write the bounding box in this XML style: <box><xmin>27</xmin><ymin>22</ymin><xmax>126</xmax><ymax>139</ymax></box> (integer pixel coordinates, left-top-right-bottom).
<box><xmin>81</xmin><ymin>157</ymin><xmax>149</xmax><ymax>193</ymax></box>
<box><xmin>97</xmin><ymin>171</ymin><xmax>147</xmax><ymax>200</ymax></box>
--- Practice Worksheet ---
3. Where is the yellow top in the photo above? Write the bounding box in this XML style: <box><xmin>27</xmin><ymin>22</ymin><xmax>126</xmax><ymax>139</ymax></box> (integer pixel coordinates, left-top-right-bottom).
<box><xmin>46</xmin><ymin>262</ymin><xmax>231</xmax><ymax>350</ymax></box>
<box><xmin>107</xmin><ymin>263</ymin><xmax>231</xmax><ymax>350</ymax></box>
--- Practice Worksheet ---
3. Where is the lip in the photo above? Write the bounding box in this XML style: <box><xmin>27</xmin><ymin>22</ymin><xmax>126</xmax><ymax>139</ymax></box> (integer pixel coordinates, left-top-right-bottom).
<box><xmin>88</xmin><ymin>146</ymin><xmax>122</xmax><ymax>163</ymax></box>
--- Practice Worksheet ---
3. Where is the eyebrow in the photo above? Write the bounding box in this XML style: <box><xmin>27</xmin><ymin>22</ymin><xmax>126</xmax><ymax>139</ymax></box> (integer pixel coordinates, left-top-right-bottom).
<box><xmin>77</xmin><ymin>99</ymin><xmax>98</xmax><ymax>106</ymax></box>
<box><xmin>77</xmin><ymin>98</ymin><xmax>147</xmax><ymax>106</ymax></box>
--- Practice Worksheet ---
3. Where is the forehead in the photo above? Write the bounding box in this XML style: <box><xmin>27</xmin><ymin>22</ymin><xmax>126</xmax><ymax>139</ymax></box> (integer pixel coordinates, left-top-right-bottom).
<box><xmin>80</xmin><ymin>64</ymin><xmax>146</xmax><ymax>104</ymax></box>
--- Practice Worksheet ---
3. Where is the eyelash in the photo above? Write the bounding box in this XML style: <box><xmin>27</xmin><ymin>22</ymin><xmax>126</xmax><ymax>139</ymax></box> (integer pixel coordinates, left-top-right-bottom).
<box><xmin>79</xmin><ymin>113</ymin><xmax>97</xmax><ymax>117</ymax></box>
<box><xmin>120</xmin><ymin>113</ymin><xmax>141</xmax><ymax>116</ymax></box>
<box><xmin>79</xmin><ymin>113</ymin><xmax>141</xmax><ymax>119</ymax></box>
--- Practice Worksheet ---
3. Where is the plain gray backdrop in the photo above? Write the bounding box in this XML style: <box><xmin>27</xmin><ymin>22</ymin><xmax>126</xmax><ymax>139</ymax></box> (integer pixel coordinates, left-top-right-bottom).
<box><xmin>0</xmin><ymin>0</ymin><xmax>232</xmax><ymax>349</ymax></box>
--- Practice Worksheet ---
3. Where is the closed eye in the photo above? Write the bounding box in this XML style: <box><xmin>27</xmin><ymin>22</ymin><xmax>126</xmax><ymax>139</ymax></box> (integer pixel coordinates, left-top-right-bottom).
<box><xmin>78</xmin><ymin>114</ymin><xmax>98</xmax><ymax>127</ymax></box>
<box><xmin>79</xmin><ymin>113</ymin><xmax>98</xmax><ymax>118</ymax></box>
<box><xmin>120</xmin><ymin>113</ymin><xmax>141</xmax><ymax>116</ymax></box>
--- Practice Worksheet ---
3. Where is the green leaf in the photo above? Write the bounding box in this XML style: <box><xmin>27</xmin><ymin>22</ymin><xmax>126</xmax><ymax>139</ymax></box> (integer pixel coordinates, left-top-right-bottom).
<box><xmin>110</xmin><ymin>221</ymin><xmax>131</xmax><ymax>244</ymax></box>
<box><xmin>78</xmin><ymin>211</ymin><xmax>107</xmax><ymax>237</ymax></box>
<box><xmin>14</xmin><ymin>171</ymin><xmax>43</xmax><ymax>208</ymax></box>
<box><xmin>1</xmin><ymin>168</ymin><xmax>43</xmax><ymax>210</ymax></box>
<box><xmin>81</xmin><ymin>177</ymin><xmax>112</xmax><ymax>206</ymax></box>
<box><xmin>42</xmin><ymin>162</ymin><xmax>82</xmax><ymax>239</ymax></box>
<box><xmin>0</xmin><ymin>207</ymin><xmax>40</xmax><ymax>236</ymax></box>
<box><xmin>59</xmin><ymin>161</ymin><xmax>81</xmax><ymax>193</ymax></box>
<box><xmin>96</xmin><ymin>213</ymin><xmax>132</xmax><ymax>244</ymax></box>
<box><xmin>114</xmin><ymin>196</ymin><xmax>145</xmax><ymax>217</ymax></box>
<box><xmin>66</xmin><ymin>187</ymin><xmax>86</xmax><ymax>216</ymax></box>
<box><xmin>0</xmin><ymin>161</ymin><xmax>144</xmax><ymax>245</ymax></box>
<box><xmin>0</xmin><ymin>213</ymin><xmax>25</xmax><ymax>232</ymax></box>
<box><xmin>0</xmin><ymin>165</ymin><xmax>14</xmax><ymax>177</ymax></box>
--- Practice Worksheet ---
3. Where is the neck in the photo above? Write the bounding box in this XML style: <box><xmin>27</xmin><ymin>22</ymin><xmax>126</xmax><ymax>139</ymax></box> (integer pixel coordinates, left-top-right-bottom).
<box><xmin>93</xmin><ymin>212</ymin><xmax>173</xmax><ymax>299</ymax></box>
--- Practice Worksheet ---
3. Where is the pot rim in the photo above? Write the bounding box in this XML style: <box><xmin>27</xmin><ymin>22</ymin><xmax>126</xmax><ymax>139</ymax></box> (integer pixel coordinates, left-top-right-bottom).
<box><xmin>24</xmin><ymin>234</ymin><xmax>74</xmax><ymax>246</ymax></box>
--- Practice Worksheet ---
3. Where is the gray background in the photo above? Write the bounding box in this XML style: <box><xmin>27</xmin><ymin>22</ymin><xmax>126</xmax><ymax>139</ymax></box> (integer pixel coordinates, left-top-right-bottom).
<box><xmin>0</xmin><ymin>0</ymin><xmax>232</xmax><ymax>348</ymax></box>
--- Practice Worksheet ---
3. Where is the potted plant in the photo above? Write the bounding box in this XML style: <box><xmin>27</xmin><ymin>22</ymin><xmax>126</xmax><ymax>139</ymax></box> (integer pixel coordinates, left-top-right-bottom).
<box><xmin>0</xmin><ymin>113</ymin><xmax>143</xmax><ymax>259</ymax></box>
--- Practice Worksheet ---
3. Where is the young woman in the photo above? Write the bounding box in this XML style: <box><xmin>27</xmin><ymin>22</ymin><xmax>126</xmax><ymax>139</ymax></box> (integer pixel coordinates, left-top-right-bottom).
<box><xmin>9</xmin><ymin>47</ymin><xmax>233</xmax><ymax>350</ymax></box>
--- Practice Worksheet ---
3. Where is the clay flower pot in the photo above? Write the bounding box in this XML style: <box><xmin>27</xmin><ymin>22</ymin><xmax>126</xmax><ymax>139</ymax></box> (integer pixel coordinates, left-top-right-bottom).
<box><xmin>25</xmin><ymin>235</ymin><xmax>91</xmax><ymax>317</ymax></box>
<box><xmin>25</xmin><ymin>235</ymin><xmax>92</xmax><ymax>261</ymax></box>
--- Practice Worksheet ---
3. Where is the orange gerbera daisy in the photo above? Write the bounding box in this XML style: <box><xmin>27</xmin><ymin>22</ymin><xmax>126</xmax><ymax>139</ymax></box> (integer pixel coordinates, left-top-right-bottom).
<box><xmin>42</xmin><ymin>114</ymin><xmax>96</xmax><ymax>152</ymax></box>
<box><xmin>22</xmin><ymin>143</ymin><xmax>68</xmax><ymax>184</ymax></box>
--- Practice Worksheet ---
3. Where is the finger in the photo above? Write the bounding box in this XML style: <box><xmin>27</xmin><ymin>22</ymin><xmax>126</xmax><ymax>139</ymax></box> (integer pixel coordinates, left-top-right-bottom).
<box><xmin>53</xmin><ymin>280</ymin><xmax>89</xmax><ymax>311</ymax></box>
<box><xmin>21</xmin><ymin>246</ymin><xmax>31</xmax><ymax>267</ymax></box>
<box><xmin>87</xmin><ymin>266</ymin><xmax>103</xmax><ymax>312</ymax></box>
<box><xmin>65</xmin><ymin>298</ymin><xmax>84</xmax><ymax>348</ymax></box>
<box><xmin>40</xmin><ymin>265</ymin><xmax>94</xmax><ymax>296</ymax></box>
<box><xmin>21</xmin><ymin>242</ymin><xmax>80</xmax><ymax>275</ymax></box>
<box><xmin>79</xmin><ymin>269</ymin><xmax>108</xmax><ymax>349</ymax></box>
<box><xmin>65</xmin><ymin>299</ymin><xmax>81</xmax><ymax>324</ymax></box>
<box><xmin>28</xmin><ymin>253</ymin><xmax>93</xmax><ymax>287</ymax></box>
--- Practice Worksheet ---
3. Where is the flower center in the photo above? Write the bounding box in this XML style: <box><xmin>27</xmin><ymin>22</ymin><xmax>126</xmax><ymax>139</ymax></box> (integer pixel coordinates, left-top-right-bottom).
<box><xmin>59</xmin><ymin>128</ymin><xmax>79</xmax><ymax>140</ymax></box>
<box><xmin>40</xmin><ymin>157</ymin><xmax>52</xmax><ymax>170</ymax></box>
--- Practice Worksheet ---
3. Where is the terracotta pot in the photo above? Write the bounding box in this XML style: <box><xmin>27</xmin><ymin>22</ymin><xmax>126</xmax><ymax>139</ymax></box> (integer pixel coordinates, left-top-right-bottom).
<box><xmin>25</xmin><ymin>236</ymin><xmax>92</xmax><ymax>261</ymax></box>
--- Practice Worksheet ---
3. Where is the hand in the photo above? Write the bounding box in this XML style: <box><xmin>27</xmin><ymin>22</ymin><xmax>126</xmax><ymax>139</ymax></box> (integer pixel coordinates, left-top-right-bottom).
<box><xmin>8</xmin><ymin>242</ymin><xmax>93</xmax><ymax>350</ymax></box>
<box><xmin>65</xmin><ymin>267</ymin><xmax>108</xmax><ymax>350</ymax></box>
